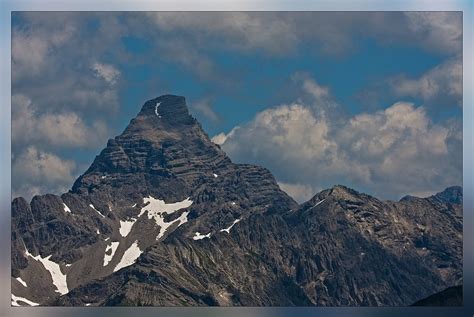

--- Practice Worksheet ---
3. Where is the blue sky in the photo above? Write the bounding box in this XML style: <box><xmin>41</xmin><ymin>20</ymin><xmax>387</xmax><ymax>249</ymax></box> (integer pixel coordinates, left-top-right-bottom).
<box><xmin>11</xmin><ymin>12</ymin><xmax>462</xmax><ymax>202</ymax></box>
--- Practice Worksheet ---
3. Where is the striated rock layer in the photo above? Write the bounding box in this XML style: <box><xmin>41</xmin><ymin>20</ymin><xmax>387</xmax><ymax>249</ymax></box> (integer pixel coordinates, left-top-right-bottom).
<box><xmin>11</xmin><ymin>95</ymin><xmax>462</xmax><ymax>307</ymax></box>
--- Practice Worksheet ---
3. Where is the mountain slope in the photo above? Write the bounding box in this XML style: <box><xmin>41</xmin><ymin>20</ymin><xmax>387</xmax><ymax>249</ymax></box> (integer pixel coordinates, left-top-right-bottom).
<box><xmin>53</xmin><ymin>185</ymin><xmax>462</xmax><ymax>306</ymax></box>
<box><xmin>11</xmin><ymin>95</ymin><xmax>297</xmax><ymax>305</ymax></box>
<box><xmin>11</xmin><ymin>95</ymin><xmax>462</xmax><ymax>307</ymax></box>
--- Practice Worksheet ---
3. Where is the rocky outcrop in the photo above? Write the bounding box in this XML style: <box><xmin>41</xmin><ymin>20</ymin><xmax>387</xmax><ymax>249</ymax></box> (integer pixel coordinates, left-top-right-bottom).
<box><xmin>11</xmin><ymin>95</ymin><xmax>462</xmax><ymax>307</ymax></box>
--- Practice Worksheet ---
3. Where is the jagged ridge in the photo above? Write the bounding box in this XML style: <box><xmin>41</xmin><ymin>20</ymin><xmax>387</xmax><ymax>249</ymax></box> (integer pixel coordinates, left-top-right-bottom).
<box><xmin>11</xmin><ymin>95</ymin><xmax>462</xmax><ymax>307</ymax></box>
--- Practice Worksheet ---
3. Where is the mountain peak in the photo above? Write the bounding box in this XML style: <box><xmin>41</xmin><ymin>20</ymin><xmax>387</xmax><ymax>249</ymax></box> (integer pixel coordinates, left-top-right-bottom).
<box><xmin>433</xmin><ymin>186</ymin><xmax>462</xmax><ymax>204</ymax></box>
<box><xmin>325</xmin><ymin>184</ymin><xmax>359</xmax><ymax>198</ymax></box>
<box><xmin>303</xmin><ymin>184</ymin><xmax>364</xmax><ymax>207</ymax></box>
<box><xmin>400</xmin><ymin>186</ymin><xmax>462</xmax><ymax>204</ymax></box>
<box><xmin>136</xmin><ymin>94</ymin><xmax>194</xmax><ymax>125</ymax></box>
<box><xmin>71</xmin><ymin>94</ymin><xmax>229</xmax><ymax>194</ymax></box>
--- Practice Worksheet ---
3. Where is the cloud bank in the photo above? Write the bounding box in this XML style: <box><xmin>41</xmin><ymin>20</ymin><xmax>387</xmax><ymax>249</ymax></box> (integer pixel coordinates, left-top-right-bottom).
<box><xmin>12</xmin><ymin>147</ymin><xmax>77</xmax><ymax>200</ymax></box>
<box><xmin>217</xmin><ymin>77</ymin><xmax>462</xmax><ymax>202</ymax></box>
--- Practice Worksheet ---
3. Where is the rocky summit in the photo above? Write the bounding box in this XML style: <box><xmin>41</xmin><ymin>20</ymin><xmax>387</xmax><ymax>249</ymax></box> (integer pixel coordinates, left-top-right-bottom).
<box><xmin>11</xmin><ymin>95</ymin><xmax>462</xmax><ymax>307</ymax></box>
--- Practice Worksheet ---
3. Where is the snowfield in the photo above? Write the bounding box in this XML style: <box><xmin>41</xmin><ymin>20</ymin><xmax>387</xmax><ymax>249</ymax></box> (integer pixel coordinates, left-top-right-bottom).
<box><xmin>89</xmin><ymin>204</ymin><xmax>105</xmax><ymax>218</ymax></box>
<box><xmin>11</xmin><ymin>294</ymin><xmax>39</xmax><ymax>306</ymax></box>
<box><xmin>155</xmin><ymin>102</ymin><xmax>161</xmax><ymax>118</ymax></box>
<box><xmin>113</xmin><ymin>240</ymin><xmax>142</xmax><ymax>272</ymax></box>
<box><xmin>220</xmin><ymin>219</ymin><xmax>241</xmax><ymax>234</ymax></box>
<box><xmin>62</xmin><ymin>203</ymin><xmax>71</xmax><ymax>213</ymax></box>
<box><xmin>103</xmin><ymin>241</ymin><xmax>119</xmax><ymax>267</ymax></box>
<box><xmin>119</xmin><ymin>219</ymin><xmax>137</xmax><ymax>237</ymax></box>
<box><xmin>25</xmin><ymin>249</ymin><xmax>68</xmax><ymax>295</ymax></box>
<box><xmin>139</xmin><ymin>196</ymin><xmax>193</xmax><ymax>239</ymax></box>
<box><xmin>16</xmin><ymin>277</ymin><xmax>27</xmax><ymax>287</ymax></box>
<box><xmin>193</xmin><ymin>232</ymin><xmax>211</xmax><ymax>240</ymax></box>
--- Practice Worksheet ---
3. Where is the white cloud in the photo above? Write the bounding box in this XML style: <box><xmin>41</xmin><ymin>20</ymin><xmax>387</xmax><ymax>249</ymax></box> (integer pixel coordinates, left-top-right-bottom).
<box><xmin>341</xmin><ymin>102</ymin><xmax>449</xmax><ymax>158</ymax></box>
<box><xmin>12</xmin><ymin>32</ymin><xmax>49</xmax><ymax>79</ymax></box>
<box><xmin>217</xmin><ymin>83</ymin><xmax>461</xmax><ymax>200</ymax></box>
<box><xmin>11</xmin><ymin>13</ymin><xmax>125</xmax><ymax>199</ymax></box>
<box><xmin>211</xmin><ymin>133</ymin><xmax>228</xmax><ymax>145</ymax></box>
<box><xmin>92</xmin><ymin>62</ymin><xmax>121</xmax><ymax>85</ymax></box>
<box><xmin>278</xmin><ymin>182</ymin><xmax>320</xmax><ymax>203</ymax></box>
<box><xmin>12</xmin><ymin>24</ymin><xmax>75</xmax><ymax>83</ymax></box>
<box><xmin>12</xmin><ymin>13</ymin><xmax>122</xmax><ymax>115</ymax></box>
<box><xmin>12</xmin><ymin>94</ymin><xmax>109</xmax><ymax>148</ymax></box>
<box><xmin>390</xmin><ymin>58</ymin><xmax>462</xmax><ymax>106</ymax></box>
<box><xmin>404</xmin><ymin>12</ymin><xmax>462</xmax><ymax>55</ymax></box>
<box><xmin>12</xmin><ymin>147</ymin><xmax>77</xmax><ymax>201</ymax></box>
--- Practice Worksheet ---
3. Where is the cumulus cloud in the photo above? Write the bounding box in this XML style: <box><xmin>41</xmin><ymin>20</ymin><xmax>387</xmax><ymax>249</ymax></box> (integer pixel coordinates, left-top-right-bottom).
<box><xmin>11</xmin><ymin>12</ymin><xmax>126</xmax><ymax>199</ymax></box>
<box><xmin>12</xmin><ymin>147</ymin><xmax>77</xmax><ymax>201</ymax></box>
<box><xmin>390</xmin><ymin>58</ymin><xmax>462</xmax><ymax>106</ymax></box>
<box><xmin>211</xmin><ymin>133</ymin><xmax>228</xmax><ymax>145</ymax></box>
<box><xmin>12</xmin><ymin>94</ymin><xmax>109</xmax><ymax>149</ymax></box>
<box><xmin>92</xmin><ymin>62</ymin><xmax>121</xmax><ymax>85</ymax></box>
<box><xmin>12</xmin><ymin>23</ymin><xmax>75</xmax><ymax>83</ymax></box>
<box><xmin>12</xmin><ymin>12</ymin><xmax>123</xmax><ymax>115</ymax></box>
<box><xmin>217</xmin><ymin>87</ymin><xmax>461</xmax><ymax>201</ymax></box>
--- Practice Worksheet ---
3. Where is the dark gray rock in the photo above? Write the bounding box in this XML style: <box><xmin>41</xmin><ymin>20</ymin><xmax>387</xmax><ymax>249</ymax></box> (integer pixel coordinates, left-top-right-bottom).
<box><xmin>11</xmin><ymin>95</ymin><xmax>462</xmax><ymax>307</ymax></box>
<box><xmin>432</xmin><ymin>186</ymin><xmax>463</xmax><ymax>205</ymax></box>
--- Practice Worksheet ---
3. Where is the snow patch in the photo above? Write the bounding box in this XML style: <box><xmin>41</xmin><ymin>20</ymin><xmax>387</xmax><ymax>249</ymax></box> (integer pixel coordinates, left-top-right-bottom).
<box><xmin>313</xmin><ymin>199</ymin><xmax>325</xmax><ymax>208</ymax></box>
<box><xmin>25</xmin><ymin>249</ymin><xmax>68</xmax><ymax>295</ymax></box>
<box><xmin>213</xmin><ymin>173</ymin><xmax>218</xmax><ymax>178</ymax></box>
<box><xmin>231</xmin><ymin>202</ymin><xmax>236</xmax><ymax>206</ymax></box>
<box><xmin>193</xmin><ymin>232</ymin><xmax>211</xmax><ymax>240</ymax></box>
<box><xmin>113</xmin><ymin>240</ymin><xmax>142</xmax><ymax>272</ymax></box>
<box><xmin>119</xmin><ymin>219</ymin><xmax>136</xmax><ymax>237</ymax></box>
<box><xmin>62</xmin><ymin>203</ymin><xmax>71</xmax><ymax>213</ymax></box>
<box><xmin>155</xmin><ymin>102</ymin><xmax>161</xmax><ymax>118</ymax></box>
<box><xmin>103</xmin><ymin>241</ymin><xmax>119</xmax><ymax>267</ymax></box>
<box><xmin>85</xmin><ymin>303</ymin><xmax>92</xmax><ymax>306</ymax></box>
<box><xmin>11</xmin><ymin>294</ymin><xmax>39</xmax><ymax>307</ymax></box>
<box><xmin>132</xmin><ymin>203</ymin><xmax>137</xmax><ymax>208</ymax></box>
<box><xmin>65</xmin><ymin>264</ymin><xmax>72</xmax><ymax>267</ymax></box>
<box><xmin>139</xmin><ymin>196</ymin><xmax>193</xmax><ymax>239</ymax></box>
<box><xmin>89</xmin><ymin>204</ymin><xmax>105</xmax><ymax>218</ymax></box>
<box><xmin>16</xmin><ymin>277</ymin><xmax>27</xmax><ymax>287</ymax></box>
<box><xmin>96</xmin><ymin>229</ymin><xmax>100</xmax><ymax>235</ymax></box>
<box><xmin>220</xmin><ymin>219</ymin><xmax>241</xmax><ymax>234</ymax></box>
<box><xmin>105</xmin><ymin>237</ymin><xmax>110</xmax><ymax>241</ymax></box>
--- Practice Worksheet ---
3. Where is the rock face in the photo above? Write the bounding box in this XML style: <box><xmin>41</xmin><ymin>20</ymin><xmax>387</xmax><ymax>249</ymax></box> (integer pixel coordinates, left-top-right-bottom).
<box><xmin>11</xmin><ymin>95</ymin><xmax>462</xmax><ymax>307</ymax></box>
